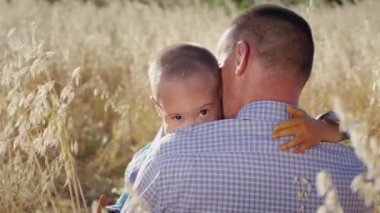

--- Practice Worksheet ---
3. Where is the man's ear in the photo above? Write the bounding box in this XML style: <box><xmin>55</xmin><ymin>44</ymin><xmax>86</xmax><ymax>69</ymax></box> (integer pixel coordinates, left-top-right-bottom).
<box><xmin>150</xmin><ymin>96</ymin><xmax>162</xmax><ymax>118</ymax></box>
<box><xmin>234</xmin><ymin>41</ymin><xmax>250</xmax><ymax>76</ymax></box>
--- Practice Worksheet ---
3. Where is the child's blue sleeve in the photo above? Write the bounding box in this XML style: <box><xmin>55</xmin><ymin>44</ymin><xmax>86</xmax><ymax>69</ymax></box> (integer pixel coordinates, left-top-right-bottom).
<box><xmin>316</xmin><ymin>111</ymin><xmax>350</xmax><ymax>141</ymax></box>
<box><xmin>105</xmin><ymin>193</ymin><xmax>129</xmax><ymax>213</ymax></box>
<box><xmin>105</xmin><ymin>142</ymin><xmax>153</xmax><ymax>213</ymax></box>
<box><xmin>105</xmin><ymin>125</ymin><xmax>163</xmax><ymax>213</ymax></box>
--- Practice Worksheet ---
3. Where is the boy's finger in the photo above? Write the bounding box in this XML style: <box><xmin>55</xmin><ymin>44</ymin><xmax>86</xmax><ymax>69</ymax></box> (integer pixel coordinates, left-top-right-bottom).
<box><xmin>280</xmin><ymin>138</ymin><xmax>303</xmax><ymax>151</ymax></box>
<box><xmin>293</xmin><ymin>144</ymin><xmax>311</xmax><ymax>154</ymax></box>
<box><xmin>272</xmin><ymin>126</ymin><xmax>299</xmax><ymax>139</ymax></box>
<box><xmin>286</xmin><ymin>105</ymin><xmax>304</xmax><ymax>117</ymax></box>
<box><xmin>274</xmin><ymin>118</ymin><xmax>300</xmax><ymax>131</ymax></box>
<box><xmin>99</xmin><ymin>194</ymin><xmax>108</xmax><ymax>206</ymax></box>
<box><xmin>97</xmin><ymin>194</ymin><xmax>108</xmax><ymax>213</ymax></box>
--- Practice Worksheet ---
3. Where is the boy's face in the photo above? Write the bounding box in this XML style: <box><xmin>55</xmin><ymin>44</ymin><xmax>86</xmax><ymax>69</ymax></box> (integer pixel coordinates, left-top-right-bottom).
<box><xmin>154</xmin><ymin>71</ymin><xmax>221</xmax><ymax>134</ymax></box>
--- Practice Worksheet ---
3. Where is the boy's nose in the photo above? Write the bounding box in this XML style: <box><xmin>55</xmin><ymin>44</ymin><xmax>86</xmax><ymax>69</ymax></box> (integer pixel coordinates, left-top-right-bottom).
<box><xmin>192</xmin><ymin>117</ymin><xmax>204</xmax><ymax>125</ymax></box>
<box><xmin>186</xmin><ymin>118</ymin><xmax>197</xmax><ymax>126</ymax></box>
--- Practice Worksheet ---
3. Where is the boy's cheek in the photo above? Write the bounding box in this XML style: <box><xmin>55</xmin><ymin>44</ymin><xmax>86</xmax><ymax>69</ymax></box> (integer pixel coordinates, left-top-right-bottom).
<box><xmin>217</xmin><ymin>108</ymin><xmax>223</xmax><ymax>120</ymax></box>
<box><xmin>212</xmin><ymin>106</ymin><xmax>223</xmax><ymax>121</ymax></box>
<box><xmin>162</xmin><ymin>119</ymin><xmax>178</xmax><ymax>134</ymax></box>
<box><xmin>209</xmin><ymin>112</ymin><xmax>221</xmax><ymax>122</ymax></box>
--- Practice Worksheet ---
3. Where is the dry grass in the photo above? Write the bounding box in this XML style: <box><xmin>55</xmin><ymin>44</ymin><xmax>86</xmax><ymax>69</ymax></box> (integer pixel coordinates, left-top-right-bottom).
<box><xmin>0</xmin><ymin>0</ymin><xmax>379</xmax><ymax>212</ymax></box>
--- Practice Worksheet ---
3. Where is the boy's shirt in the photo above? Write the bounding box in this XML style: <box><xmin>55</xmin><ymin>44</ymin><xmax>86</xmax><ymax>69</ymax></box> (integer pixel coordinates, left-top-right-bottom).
<box><xmin>106</xmin><ymin>127</ymin><xmax>163</xmax><ymax>213</ymax></box>
<box><xmin>125</xmin><ymin>143</ymin><xmax>153</xmax><ymax>185</ymax></box>
<box><xmin>126</xmin><ymin>125</ymin><xmax>164</xmax><ymax>183</ymax></box>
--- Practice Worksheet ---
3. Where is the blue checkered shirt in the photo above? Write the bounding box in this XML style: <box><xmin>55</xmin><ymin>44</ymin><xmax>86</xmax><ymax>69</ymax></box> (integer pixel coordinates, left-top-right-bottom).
<box><xmin>125</xmin><ymin>101</ymin><xmax>368</xmax><ymax>213</ymax></box>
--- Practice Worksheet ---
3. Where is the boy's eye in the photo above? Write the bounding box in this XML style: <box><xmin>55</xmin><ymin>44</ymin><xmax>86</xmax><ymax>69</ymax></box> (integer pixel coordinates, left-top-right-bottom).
<box><xmin>200</xmin><ymin>109</ymin><xmax>209</xmax><ymax>116</ymax></box>
<box><xmin>172</xmin><ymin>115</ymin><xmax>183</xmax><ymax>121</ymax></box>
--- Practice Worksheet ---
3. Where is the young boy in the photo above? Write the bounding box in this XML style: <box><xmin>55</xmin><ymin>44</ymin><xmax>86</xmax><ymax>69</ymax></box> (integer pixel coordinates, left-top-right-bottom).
<box><xmin>105</xmin><ymin>43</ymin><xmax>347</xmax><ymax>212</ymax></box>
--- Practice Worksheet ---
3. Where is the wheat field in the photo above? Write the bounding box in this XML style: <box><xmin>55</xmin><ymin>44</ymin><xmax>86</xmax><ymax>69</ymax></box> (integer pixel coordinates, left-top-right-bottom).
<box><xmin>0</xmin><ymin>0</ymin><xmax>379</xmax><ymax>212</ymax></box>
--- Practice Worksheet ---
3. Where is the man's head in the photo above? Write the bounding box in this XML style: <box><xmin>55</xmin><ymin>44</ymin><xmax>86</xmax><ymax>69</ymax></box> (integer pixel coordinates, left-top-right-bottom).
<box><xmin>149</xmin><ymin>43</ymin><xmax>222</xmax><ymax>134</ymax></box>
<box><xmin>217</xmin><ymin>4</ymin><xmax>314</xmax><ymax>118</ymax></box>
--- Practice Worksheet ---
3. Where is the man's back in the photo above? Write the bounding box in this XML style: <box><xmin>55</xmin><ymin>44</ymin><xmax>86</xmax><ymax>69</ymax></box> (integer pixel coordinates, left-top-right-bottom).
<box><xmin>131</xmin><ymin>101</ymin><xmax>367</xmax><ymax>213</ymax></box>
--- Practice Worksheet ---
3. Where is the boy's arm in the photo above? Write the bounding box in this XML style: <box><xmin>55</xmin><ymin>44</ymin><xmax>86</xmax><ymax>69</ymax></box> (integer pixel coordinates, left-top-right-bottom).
<box><xmin>316</xmin><ymin>111</ymin><xmax>349</xmax><ymax>141</ymax></box>
<box><xmin>272</xmin><ymin>106</ymin><xmax>348</xmax><ymax>154</ymax></box>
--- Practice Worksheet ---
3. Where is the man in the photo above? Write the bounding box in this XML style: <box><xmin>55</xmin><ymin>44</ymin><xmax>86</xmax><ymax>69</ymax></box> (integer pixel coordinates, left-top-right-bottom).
<box><xmin>125</xmin><ymin>4</ymin><xmax>367</xmax><ymax>212</ymax></box>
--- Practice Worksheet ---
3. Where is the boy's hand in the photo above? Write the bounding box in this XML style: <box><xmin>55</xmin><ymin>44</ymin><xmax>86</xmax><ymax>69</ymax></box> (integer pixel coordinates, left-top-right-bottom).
<box><xmin>97</xmin><ymin>194</ymin><xmax>108</xmax><ymax>213</ymax></box>
<box><xmin>272</xmin><ymin>106</ymin><xmax>325</xmax><ymax>154</ymax></box>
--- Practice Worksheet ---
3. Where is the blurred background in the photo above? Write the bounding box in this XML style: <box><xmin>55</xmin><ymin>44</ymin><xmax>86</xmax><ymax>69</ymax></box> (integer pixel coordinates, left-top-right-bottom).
<box><xmin>0</xmin><ymin>0</ymin><xmax>379</xmax><ymax>212</ymax></box>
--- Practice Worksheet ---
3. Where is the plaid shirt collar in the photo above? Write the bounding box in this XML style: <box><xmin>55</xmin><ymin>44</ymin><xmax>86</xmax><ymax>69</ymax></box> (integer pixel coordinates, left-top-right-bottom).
<box><xmin>237</xmin><ymin>100</ymin><xmax>293</xmax><ymax>122</ymax></box>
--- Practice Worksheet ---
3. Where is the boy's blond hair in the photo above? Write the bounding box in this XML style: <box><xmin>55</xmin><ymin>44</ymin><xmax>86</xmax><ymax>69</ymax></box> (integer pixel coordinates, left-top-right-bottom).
<box><xmin>148</xmin><ymin>43</ymin><xmax>220</xmax><ymax>100</ymax></box>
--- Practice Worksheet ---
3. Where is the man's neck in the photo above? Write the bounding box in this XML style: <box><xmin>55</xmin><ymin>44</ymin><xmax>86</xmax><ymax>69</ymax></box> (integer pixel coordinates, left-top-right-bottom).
<box><xmin>246</xmin><ymin>96</ymin><xmax>299</xmax><ymax>106</ymax></box>
<box><xmin>241</xmin><ymin>85</ymin><xmax>300</xmax><ymax>107</ymax></box>
<box><xmin>243</xmin><ymin>66</ymin><xmax>302</xmax><ymax>107</ymax></box>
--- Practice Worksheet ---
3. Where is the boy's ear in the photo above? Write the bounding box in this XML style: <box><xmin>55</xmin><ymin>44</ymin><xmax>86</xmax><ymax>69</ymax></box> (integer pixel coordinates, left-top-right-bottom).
<box><xmin>150</xmin><ymin>96</ymin><xmax>162</xmax><ymax>118</ymax></box>
<box><xmin>234</xmin><ymin>41</ymin><xmax>250</xmax><ymax>76</ymax></box>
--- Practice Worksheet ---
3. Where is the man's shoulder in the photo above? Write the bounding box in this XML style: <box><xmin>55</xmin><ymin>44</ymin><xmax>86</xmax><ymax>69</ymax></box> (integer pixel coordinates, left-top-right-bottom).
<box><xmin>151</xmin><ymin>117</ymin><xmax>364</xmax><ymax>169</ymax></box>
<box><xmin>310</xmin><ymin>143</ymin><xmax>365</xmax><ymax>168</ymax></box>
<box><xmin>152</xmin><ymin>118</ymin><xmax>276</xmax><ymax>159</ymax></box>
